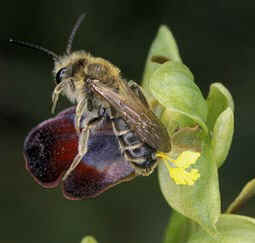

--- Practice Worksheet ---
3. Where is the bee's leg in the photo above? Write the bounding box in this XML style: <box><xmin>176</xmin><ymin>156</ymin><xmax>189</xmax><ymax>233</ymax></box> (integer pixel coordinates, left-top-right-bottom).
<box><xmin>75</xmin><ymin>98</ymin><xmax>87</xmax><ymax>134</ymax></box>
<box><xmin>105</xmin><ymin>108</ymin><xmax>127</xmax><ymax>155</ymax></box>
<box><xmin>62</xmin><ymin>126</ymin><xmax>90</xmax><ymax>181</ymax></box>
<box><xmin>51</xmin><ymin>80</ymin><xmax>69</xmax><ymax>114</ymax></box>
<box><xmin>105</xmin><ymin>107</ymin><xmax>115</xmax><ymax>120</ymax></box>
<box><xmin>128</xmin><ymin>80</ymin><xmax>149</xmax><ymax>108</ymax></box>
<box><xmin>107</xmin><ymin>108</ymin><xmax>129</xmax><ymax>149</ymax></box>
<box><xmin>62</xmin><ymin>116</ymin><xmax>104</xmax><ymax>181</ymax></box>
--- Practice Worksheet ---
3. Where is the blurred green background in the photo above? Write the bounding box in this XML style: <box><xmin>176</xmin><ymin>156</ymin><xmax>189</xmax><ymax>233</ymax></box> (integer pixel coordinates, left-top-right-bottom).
<box><xmin>1</xmin><ymin>0</ymin><xmax>255</xmax><ymax>243</ymax></box>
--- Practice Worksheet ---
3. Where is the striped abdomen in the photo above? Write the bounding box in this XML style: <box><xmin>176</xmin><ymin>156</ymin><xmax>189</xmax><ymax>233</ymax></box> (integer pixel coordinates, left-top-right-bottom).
<box><xmin>111</xmin><ymin>116</ymin><xmax>157</xmax><ymax>175</ymax></box>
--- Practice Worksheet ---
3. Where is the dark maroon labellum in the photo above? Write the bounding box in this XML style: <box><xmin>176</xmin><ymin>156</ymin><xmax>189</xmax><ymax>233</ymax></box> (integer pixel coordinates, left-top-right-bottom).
<box><xmin>24</xmin><ymin>107</ymin><xmax>135</xmax><ymax>200</ymax></box>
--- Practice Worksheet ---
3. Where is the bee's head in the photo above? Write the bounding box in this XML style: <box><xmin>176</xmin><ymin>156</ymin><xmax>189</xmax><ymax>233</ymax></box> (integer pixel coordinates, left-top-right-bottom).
<box><xmin>53</xmin><ymin>51</ymin><xmax>88</xmax><ymax>84</ymax></box>
<box><xmin>52</xmin><ymin>51</ymin><xmax>89</xmax><ymax>103</ymax></box>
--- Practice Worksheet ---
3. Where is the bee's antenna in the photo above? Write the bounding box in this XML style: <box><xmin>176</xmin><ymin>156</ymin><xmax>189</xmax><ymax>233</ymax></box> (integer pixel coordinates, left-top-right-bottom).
<box><xmin>9</xmin><ymin>38</ymin><xmax>59</xmax><ymax>60</ymax></box>
<box><xmin>66</xmin><ymin>13</ymin><xmax>86</xmax><ymax>54</ymax></box>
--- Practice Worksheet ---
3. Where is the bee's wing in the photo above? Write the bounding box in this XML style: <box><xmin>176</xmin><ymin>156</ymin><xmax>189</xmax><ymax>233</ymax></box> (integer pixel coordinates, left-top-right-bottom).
<box><xmin>90</xmin><ymin>79</ymin><xmax>170</xmax><ymax>152</ymax></box>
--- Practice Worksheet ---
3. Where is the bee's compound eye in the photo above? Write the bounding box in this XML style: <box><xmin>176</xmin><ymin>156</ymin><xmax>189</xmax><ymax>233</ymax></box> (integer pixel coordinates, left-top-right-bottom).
<box><xmin>56</xmin><ymin>68</ymin><xmax>67</xmax><ymax>84</ymax></box>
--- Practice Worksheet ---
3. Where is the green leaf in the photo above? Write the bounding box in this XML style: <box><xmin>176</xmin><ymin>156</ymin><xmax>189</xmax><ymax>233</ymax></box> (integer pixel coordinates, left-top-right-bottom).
<box><xmin>211</xmin><ymin>107</ymin><xmax>234</xmax><ymax>168</ymax></box>
<box><xmin>158</xmin><ymin>132</ymin><xmax>220</xmax><ymax>236</ymax></box>
<box><xmin>164</xmin><ymin>210</ymin><xmax>196</xmax><ymax>243</ymax></box>
<box><xmin>150</xmin><ymin>61</ymin><xmax>208</xmax><ymax>133</ymax></box>
<box><xmin>206</xmin><ymin>83</ymin><xmax>234</xmax><ymax>132</ymax></box>
<box><xmin>187</xmin><ymin>214</ymin><xmax>255</xmax><ymax>243</ymax></box>
<box><xmin>142</xmin><ymin>25</ymin><xmax>182</xmax><ymax>103</ymax></box>
<box><xmin>81</xmin><ymin>236</ymin><xmax>98</xmax><ymax>243</ymax></box>
<box><xmin>226</xmin><ymin>178</ymin><xmax>255</xmax><ymax>214</ymax></box>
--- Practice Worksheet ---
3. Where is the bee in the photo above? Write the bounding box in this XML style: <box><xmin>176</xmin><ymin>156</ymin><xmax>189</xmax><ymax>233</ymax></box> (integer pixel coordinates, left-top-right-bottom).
<box><xmin>10</xmin><ymin>14</ymin><xmax>171</xmax><ymax>180</ymax></box>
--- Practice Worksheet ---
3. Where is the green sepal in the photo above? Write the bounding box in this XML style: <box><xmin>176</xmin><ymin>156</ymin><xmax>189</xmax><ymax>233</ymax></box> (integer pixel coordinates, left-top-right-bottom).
<box><xmin>142</xmin><ymin>25</ymin><xmax>182</xmax><ymax>105</ymax></box>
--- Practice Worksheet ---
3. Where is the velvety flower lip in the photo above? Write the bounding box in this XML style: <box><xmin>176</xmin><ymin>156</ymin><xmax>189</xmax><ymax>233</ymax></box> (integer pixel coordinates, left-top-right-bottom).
<box><xmin>24</xmin><ymin>107</ymin><xmax>135</xmax><ymax>200</ymax></box>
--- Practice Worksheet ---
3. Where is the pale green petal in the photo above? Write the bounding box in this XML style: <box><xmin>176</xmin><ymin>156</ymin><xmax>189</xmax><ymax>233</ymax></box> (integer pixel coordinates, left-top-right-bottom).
<box><xmin>206</xmin><ymin>82</ymin><xmax>234</xmax><ymax>132</ymax></box>
<box><xmin>150</xmin><ymin>61</ymin><xmax>208</xmax><ymax>133</ymax></box>
<box><xmin>211</xmin><ymin>107</ymin><xmax>234</xmax><ymax>167</ymax></box>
